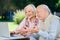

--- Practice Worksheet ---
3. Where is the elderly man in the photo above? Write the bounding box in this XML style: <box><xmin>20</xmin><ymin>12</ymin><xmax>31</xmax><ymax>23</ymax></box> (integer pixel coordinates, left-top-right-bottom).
<box><xmin>33</xmin><ymin>4</ymin><xmax>60</xmax><ymax>40</ymax></box>
<box><xmin>29</xmin><ymin>4</ymin><xmax>60</xmax><ymax>40</ymax></box>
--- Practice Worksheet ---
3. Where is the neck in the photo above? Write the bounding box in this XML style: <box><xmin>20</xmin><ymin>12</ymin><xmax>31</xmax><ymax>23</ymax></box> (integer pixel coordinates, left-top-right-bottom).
<box><xmin>29</xmin><ymin>16</ymin><xmax>36</xmax><ymax>22</ymax></box>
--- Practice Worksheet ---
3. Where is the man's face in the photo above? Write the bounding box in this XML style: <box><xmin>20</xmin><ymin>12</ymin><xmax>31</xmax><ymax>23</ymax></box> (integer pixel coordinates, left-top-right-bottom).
<box><xmin>36</xmin><ymin>6</ymin><xmax>47</xmax><ymax>20</ymax></box>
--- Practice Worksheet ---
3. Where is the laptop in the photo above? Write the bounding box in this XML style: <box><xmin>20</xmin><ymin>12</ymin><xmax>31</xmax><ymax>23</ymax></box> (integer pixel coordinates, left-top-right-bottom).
<box><xmin>0</xmin><ymin>22</ymin><xmax>24</xmax><ymax>39</ymax></box>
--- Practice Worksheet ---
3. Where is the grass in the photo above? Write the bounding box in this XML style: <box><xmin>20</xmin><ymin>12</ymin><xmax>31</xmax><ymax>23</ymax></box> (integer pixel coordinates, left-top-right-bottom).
<box><xmin>8</xmin><ymin>22</ymin><xmax>19</xmax><ymax>31</ymax></box>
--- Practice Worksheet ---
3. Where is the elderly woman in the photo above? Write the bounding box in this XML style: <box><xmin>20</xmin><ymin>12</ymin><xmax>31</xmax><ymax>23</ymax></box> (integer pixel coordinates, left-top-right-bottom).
<box><xmin>11</xmin><ymin>4</ymin><xmax>39</xmax><ymax>40</ymax></box>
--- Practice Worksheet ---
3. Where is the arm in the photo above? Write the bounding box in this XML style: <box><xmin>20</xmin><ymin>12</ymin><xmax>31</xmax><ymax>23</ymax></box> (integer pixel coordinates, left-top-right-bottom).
<box><xmin>10</xmin><ymin>18</ymin><xmax>26</xmax><ymax>35</ymax></box>
<box><xmin>37</xmin><ymin>18</ymin><xmax>60</xmax><ymax>40</ymax></box>
<box><xmin>14</xmin><ymin>18</ymin><xmax>26</xmax><ymax>34</ymax></box>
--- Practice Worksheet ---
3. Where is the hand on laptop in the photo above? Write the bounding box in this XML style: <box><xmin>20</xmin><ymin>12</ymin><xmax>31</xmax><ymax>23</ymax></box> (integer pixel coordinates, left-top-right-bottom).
<box><xmin>10</xmin><ymin>26</ymin><xmax>29</xmax><ymax>37</ymax></box>
<box><xmin>10</xmin><ymin>31</ymin><xmax>15</xmax><ymax>36</ymax></box>
<box><xmin>20</xmin><ymin>27</ymin><xmax>32</xmax><ymax>37</ymax></box>
<box><xmin>17</xmin><ymin>27</ymin><xmax>29</xmax><ymax>36</ymax></box>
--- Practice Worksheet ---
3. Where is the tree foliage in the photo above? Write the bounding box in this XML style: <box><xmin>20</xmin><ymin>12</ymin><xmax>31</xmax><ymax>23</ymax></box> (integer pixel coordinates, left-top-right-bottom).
<box><xmin>0</xmin><ymin>0</ymin><xmax>60</xmax><ymax>12</ymax></box>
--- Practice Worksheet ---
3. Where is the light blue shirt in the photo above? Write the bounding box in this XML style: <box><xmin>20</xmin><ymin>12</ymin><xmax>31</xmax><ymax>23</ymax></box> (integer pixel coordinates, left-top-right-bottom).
<box><xmin>37</xmin><ymin>18</ymin><xmax>60</xmax><ymax>40</ymax></box>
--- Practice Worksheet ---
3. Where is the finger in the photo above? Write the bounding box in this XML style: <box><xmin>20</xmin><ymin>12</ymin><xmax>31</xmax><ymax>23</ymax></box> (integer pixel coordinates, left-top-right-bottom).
<box><xmin>24</xmin><ymin>27</ymin><xmax>28</xmax><ymax>29</ymax></box>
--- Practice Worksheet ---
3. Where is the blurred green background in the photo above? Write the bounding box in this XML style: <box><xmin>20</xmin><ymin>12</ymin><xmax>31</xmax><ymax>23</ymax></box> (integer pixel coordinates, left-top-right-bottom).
<box><xmin>0</xmin><ymin>0</ymin><xmax>60</xmax><ymax>31</ymax></box>
<box><xmin>0</xmin><ymin>0</ymin><xmax>60</xmax><ymax>21</ymax></box>
<box><xmin>0</xmin><ymin>0</ymin><xmax>60</xmax><ymax>12</ymax></box>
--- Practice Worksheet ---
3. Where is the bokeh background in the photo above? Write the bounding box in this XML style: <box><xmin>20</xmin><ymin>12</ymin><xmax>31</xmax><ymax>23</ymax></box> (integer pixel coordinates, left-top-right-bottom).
<box><xmin>0</xmin><ymin>0</ymin><xmax>60</xmax><ymax>31</ymax></box>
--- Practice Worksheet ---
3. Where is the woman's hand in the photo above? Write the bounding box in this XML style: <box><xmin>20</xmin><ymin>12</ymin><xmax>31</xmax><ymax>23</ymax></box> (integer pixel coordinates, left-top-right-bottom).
<box><xmin>29</xmin><ymin>27</ymin><xmax>39</xmax><ymax>34</ymax></box>
<box><xmin>17</xmin><ymin>27</ymin><xmax>29</xmax><ymax>36</ymax></box>
<box><xmin>10</xmin><ymin>31</ymin><xmax>15</xmax><ymax>36</ymax></box>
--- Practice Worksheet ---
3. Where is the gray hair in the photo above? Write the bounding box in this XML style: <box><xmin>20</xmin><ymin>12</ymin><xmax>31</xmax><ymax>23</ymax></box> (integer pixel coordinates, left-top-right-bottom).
<box><xmin>24</xmin><ymin>4</ymin><xmax>36</xmax><ymax>15</ymax></box>
<box><xmin>38</xmin><ymin>4</ymin><xmax>51</xmax><ymax>14</ymax></box>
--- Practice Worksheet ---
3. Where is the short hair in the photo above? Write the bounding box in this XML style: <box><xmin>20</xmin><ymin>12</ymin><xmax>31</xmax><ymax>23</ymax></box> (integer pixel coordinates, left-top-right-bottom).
<box><xmin>37</xmin><ymin>4</ymin><xmax>51</xmax><ymax>14</ymax></box>
<box><xmin>24</xmin><ymin>4</ymin><xmax>36</xmax><ymax>15</ymax></box>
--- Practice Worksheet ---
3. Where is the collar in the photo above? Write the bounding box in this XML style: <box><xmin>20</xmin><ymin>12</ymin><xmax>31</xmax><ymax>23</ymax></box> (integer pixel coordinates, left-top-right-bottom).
<box><xmin>44</xmin><ymin>13</ymin><xmax>53</xmax><ymax>22</ymax></box>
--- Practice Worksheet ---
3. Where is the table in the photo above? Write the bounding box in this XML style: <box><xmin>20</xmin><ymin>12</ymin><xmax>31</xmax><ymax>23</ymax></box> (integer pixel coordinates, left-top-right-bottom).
<box><xmin>6</xmin><ymin>38</ymin><xmax>29</xmax><ymax>40</ymax></box>
<box><xmin>0</xmin><ymin>37</ymin><xmax>29</xmax><ymax>40</ymax></box>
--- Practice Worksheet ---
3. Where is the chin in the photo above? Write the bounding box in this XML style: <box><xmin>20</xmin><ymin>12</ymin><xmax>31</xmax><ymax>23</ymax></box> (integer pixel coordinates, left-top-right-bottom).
<box><xmin>40</xmin><ymin>18</ymin><xmax>43</xmax><ymax>20</ymax></box>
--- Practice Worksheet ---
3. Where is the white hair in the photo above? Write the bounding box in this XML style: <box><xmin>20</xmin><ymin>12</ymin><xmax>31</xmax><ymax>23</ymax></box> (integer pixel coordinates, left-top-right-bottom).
<box><xmin>38</xmin><ymin>4</ymin><xmax>51</xmax><ymax>14</ymax></box>
<box><xmin>24</xmin><ymin>4</ymin><xmax>36</xmax><ymax>15</ymax></box>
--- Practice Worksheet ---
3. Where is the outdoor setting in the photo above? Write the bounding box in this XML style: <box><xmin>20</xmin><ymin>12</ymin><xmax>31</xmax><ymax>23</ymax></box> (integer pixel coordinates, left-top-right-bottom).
<box><xmin>0</xmin><ymin>0</ymin><xmax>60</xmax><ymax>40</ymax></box>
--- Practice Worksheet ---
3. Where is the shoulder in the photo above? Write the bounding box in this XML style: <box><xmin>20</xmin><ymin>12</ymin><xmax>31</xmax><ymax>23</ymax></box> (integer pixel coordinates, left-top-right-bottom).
<box><xmin>51</xmin><ymin>15</ymin><xmax>60</xmax><ymax>24</ymax></box>
<box><xmin>19</xmin><ymin>17</ymin><xmax>27</xmax><ymax>24</ymax></box>
<box><xmin>53</xmin><ymin>15</ymin><xmax>60</xmax><ymax>21</ymax></box>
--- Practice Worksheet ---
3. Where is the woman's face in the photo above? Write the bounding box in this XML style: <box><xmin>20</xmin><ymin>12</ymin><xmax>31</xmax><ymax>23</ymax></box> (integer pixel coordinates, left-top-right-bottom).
<box><xmin>25</xmin><ymin>7</ymin><xmax>35</xmax><ymax>18</ymax></box>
